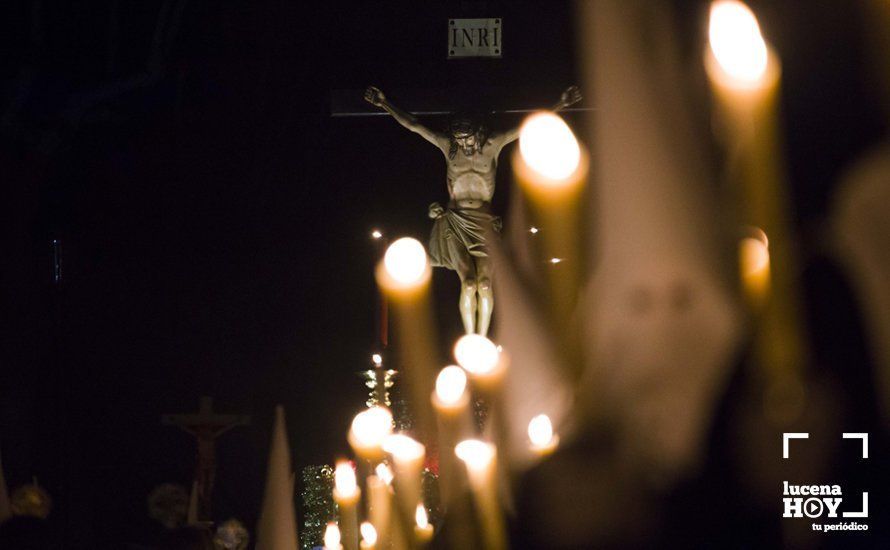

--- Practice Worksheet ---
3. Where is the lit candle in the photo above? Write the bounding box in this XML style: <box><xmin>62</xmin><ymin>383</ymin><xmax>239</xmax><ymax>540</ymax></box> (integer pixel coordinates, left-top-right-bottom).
<box><xmin>360</xmin><ymin>522</ymin><xmax>377</xmax><ymax>550</ymax></box>
<box><xmin>375</xmin><ymin>237</ymin><xmax>438</xmax><ymax>440</ymax></box>
<box><xmin>453</xmin><ymin>334</ymin><xmax>503</xmax><ymax>389</ymax></box>
<box><xmin>347</xmin><ymin>406</ymin><xmax>393</xmax><ymax>462</ymax></box>
<box><xmin>527</xmin><ymin>414</ymin><xmax>559</xmax><ymax>456</ymax></box>
<box><xmin>431</xmin><ymin>366</ymin><xmax>473</xmax><ymax>507</ymax></box>
<box><xmin>413</xmin><ymin>504</ymin><xmax>434</xmax><ymax>545</ymax></box>
<box><xmin>333</xmin><ymin>461</ymin><xmax>360</xmax><ymax>550</ymax></box>
<box><xmin>705</xmin><ymin>0</ymin><xmax>806</xmax><ymax>415</ymax></box>
<box><xmin>512</xmin><ymin>112</ymin><xmax>589</xmax><ymax>336</ymax></box>
<box><xmin>366</xmin><ymin>474</ymin><xmax>391</xmax><ymax>550</ymax></box>
<box><xmin>382</xmin><ymin>434</ymin><xmax>425</xmax><ymax>546</ymax></box>
<box><xmin>324</xmin><ymin>522</ymin><xmax>342</xmax><ymax>550</ymax></box>
<box><xmin>455</xmin><ymin>440</ymin><xmax>506</xmax><ymax>550</ymax></box>
<box><xmin>376</xmin><ymin>237</ymin><xmax>431</xmax><ymax>298</ymax></box>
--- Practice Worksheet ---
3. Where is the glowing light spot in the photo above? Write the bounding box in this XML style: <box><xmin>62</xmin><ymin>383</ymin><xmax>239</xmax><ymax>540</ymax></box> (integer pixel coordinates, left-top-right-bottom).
<box><xmin>375</xmin><ymin>463</ymin><xmax>394</xmax><ymax>485</ymax></box>
<box><xmin>708</xmin><ymin>1</ymin><xmax>768</xmax><ymax>85</ymax></box>
<box><xmin>455</xmin><ymin>439</ymin><xmax>496</xmax><ymax>472</ymax></box>
<box><xmin>453</xmin><ymin>334</ymin><xmax>499</xmax><ymax>375</ymax></box>
<box><xmin>382</xmin><ymin>434</ymin><xmax>425</xmax><ymax>461</ymax></box>
<box><xmin>415</xmin><ymin>504</ymin><xmax>429</xmax><ymax>529</ymax></box>
<box><xmin>360</xmin><ymin>522</ymin><xmax>377</xmax><ymax>546</ymax></box>
<box><xmin>350</xmin><ymin>406</ymin><xmax>393</xmax><ymax>448</ymax></box>
<box><xmin>371</xmin><ymin>229</ymin><xmax>383</xmax><ymax>239</ymax></box>
<box><xmin>435</xmin><ymin>366</ymin><xmax>468</xmax><ymax>405</ymax></box>
<box><xmin>371</xmin><ymin>353</ymin><xmax>383</xmax><ymax>367</ymax></box>
<box><xmin>528</xmin><ymin>414</ymin><xmax>554</xmax><ymax>447</ymax></box>
<box><xmin>383</xmin><ymin>237</ymin><xmax>429</xmax><ymax>286</ymax></box>
<box><xmin>323</xmin><ymin>522</ymin><xmax>341</xmax><ymax>550</ymax></box>
<box><xmin>529</xmin><ymin>226</ymin><xmax>539</xmax><ymax>234</ymax></box>
<box><xmin>549</xmin><ymin>258</ymin><xmax>563</xmax><ymax>264</ymax></box>
<box><xmin>334</xmin><ymin>461</ymin><xmax>358</xmax><ymax>497</ymax></box>
<box><xmin>519</xmin><ymin>112</ymin><xmax>581</xmax><ymax>181</ymax></box>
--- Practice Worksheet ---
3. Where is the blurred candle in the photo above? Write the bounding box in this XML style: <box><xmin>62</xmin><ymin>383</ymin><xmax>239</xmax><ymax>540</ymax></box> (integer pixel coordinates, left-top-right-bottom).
<box><xmin>348</xmin><ymin>406</ymin><xmax>393</xmax><ymax>461</ymax></box>
<box><xmin>527</xmin><ymin>414</ymin><xmax>559</xmax><ymax>456</ymax></box>
<box><xmin>376</xmin><ymin>237</ymin><xmax>432</xmax><ymax>297</ymax></box>
<box><xmin>366</xmin><ymin>475</ymin><xmax>391</xmax><ymax>550</ymax></box>
<box><xmin>324</xmin><ymin>522</ymin><xmax>342</xmax><ymax>550</ymax></box>
<box><xmin>413</xmin><ymin>504</ymin><xmax>434</xmax><ymax>545</ymax></box>
<box><xmin>360</xmin><ymin>522</ymin><xmax>377</xmax><ymax>550</ymax></box>
<box><xmin>431</xmin><ymin>366</ymin><xmax>473</xmax><ymax>507</ymax></box>
<box><xmin>375</xmin><ymin>237</ymin><xmax>437</xmax><ymax>440</ymax></box>
<box><xmin>453</xmin><ymin>334</ymin><xmax>503</xmax><ymax>388</ymax></box>
<box><xmin>333</xmin><ymin>461</ymin><xmax>360</xmax><ymax>550</ymax></box>
<box><xmin>383</xmin><ymin>434</ymin><xmax>426</xmax><ymax>544</ymax></box>
<box><xmin>512</xmin><ymin>112</ymin><xmax>589</xmax><ymax>353</ymax></box>
<box><xmin>455</xmin><ymin>440</ymin><xmax>506</xmax><ymax>550</ymax></box>
<box><xmin>706</xmin><ymin>0</ymin><xmax>806</xmax><ymax>419</ymax></box>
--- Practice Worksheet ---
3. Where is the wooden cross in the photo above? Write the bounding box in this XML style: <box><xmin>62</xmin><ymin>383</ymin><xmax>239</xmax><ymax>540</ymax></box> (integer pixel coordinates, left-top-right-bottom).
<box><xmin>162</xmin><ymin>396</ymin><xmax>250</xmax><ymax>521</ymax></box>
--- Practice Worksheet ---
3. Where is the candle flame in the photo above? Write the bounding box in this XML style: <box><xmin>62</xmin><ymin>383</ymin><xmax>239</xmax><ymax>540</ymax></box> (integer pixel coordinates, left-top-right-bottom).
<box><xmin>519</xmin><ymin>112</ymin><xmax>581</xmax><ymax>181</ymax></box>
<box><xmin>708</xmin><ymin>0</ymin><xmax>769</xmax><ymax>86</ymax></box>
<box><xmin>382</xmin><ymin>434</ymin><xmax>425</xmax><ymax>461</ymax></box>
<box><xmin>324</xmin><ymin>522</ymin><xmax>341</xmax><ymax>549</ymax></box>
<box><xmin>360</xmin><ymin>522</ymin><xmax>378</xmax><ymax>545</ymax></box>
<box><xmin>454</xmin><ymin>439</ymin><xmax>496</xmax><ymax>471</ymax></box>
<box><xmin>415</xmin><ymin>504</ymin><xmax>429</xmax><ymax>529</ymax></box>
<box><xmin>453</xmin><ymin>334</ymin><xmax>500</xmax><ymax>375</ymax></box>
<box><xmin>334</xmin><ymin>461</ymin><xmax>357</xmax><ymax>496</ymax></box>
<box><xmin>383</xmin><ymin>237</ymin><xmax>429</xmax><ymax>286</ymax></box>
<box><xmin>375</xmin><ymin>463</ymin><xmax>394</xmax><ymax>485</ymax></box>
<box><xmin>527</xmin><ymin>414</ymin><xmax>554</xmax><ymax>447</ymax></box>
<box><xmin>435</xmin><ymin>365</ymin><xmax>468</xmax><ymax>405</ymax></box>
<box><xmin>350</xmin><ymin>406</ymin><xmax>393</xmax><ymax>448</ymax></box>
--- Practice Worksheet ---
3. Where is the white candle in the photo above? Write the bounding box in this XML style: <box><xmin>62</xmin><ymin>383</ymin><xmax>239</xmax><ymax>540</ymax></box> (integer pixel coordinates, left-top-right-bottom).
<box><xmin>333</xmin><ymin>461</ymin><xmax>360</xmax><ymax>550</ymax></box>
<box><xmin>454</xmin><ymin>439</ymin><xmax>506</xmax><ymax>550</ymax></box>
<box><xmin>347</xmin><ymin>406</ymin><xmax>393</xmax><ymax>462</ymax></box>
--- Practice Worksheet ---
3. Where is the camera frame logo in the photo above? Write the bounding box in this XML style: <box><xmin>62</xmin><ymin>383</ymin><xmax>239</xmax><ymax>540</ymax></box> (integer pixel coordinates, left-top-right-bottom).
<box><xmin>782</xmin><ymin>432</ymin><xmax>869</xmax><ymax>533</ymax></box>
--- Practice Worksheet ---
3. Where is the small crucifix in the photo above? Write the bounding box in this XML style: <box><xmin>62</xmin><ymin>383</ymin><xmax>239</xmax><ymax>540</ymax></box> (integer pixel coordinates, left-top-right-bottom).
<box><xmin>162</xmin><ymin>396</ymin><xmax>250</xmax><ymax>521</ymax></box>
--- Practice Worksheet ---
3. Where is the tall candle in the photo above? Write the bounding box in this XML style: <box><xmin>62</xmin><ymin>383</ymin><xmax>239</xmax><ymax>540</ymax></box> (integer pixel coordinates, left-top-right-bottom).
<box><xmin>366</xmin><ymin>474</ymin><xmax>391</xmax><ymax>550</ymax></box>
<box><xmin>511</xmin><ymin>112</ymin><xmax>589</xmax><ymax>377</ymax></box>
<box><xmin>455</xmin><ymin>440</ymin><xmax>506</xmax><ymax>550</ymax></box>
<box><xmin>375</xmin><ymin>237</ymin><xmax>438</xmax><ymax>441</ymax></box>
<box><xmin>333</xmin><ymin>461</ymin><xmax>360</xmax><ymax>550</ymax></box>
<box><xmin>705</xmin><ymin>0</ymin><xmax>806</xmax><ymax>421</ymax></box>
<box><xmin>431</xmin><ymin>365</ymin><xmax>473</xmax><ymax>507</ymax></box>
<box><xmin>382</xmin><ymin>434</ymin><xmax>426</xmax><ymax>546</ymax></box>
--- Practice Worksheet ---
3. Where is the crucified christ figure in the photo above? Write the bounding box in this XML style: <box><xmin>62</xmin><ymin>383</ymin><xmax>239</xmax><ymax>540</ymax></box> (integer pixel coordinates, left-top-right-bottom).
<box><xmin>364</xmin><ymin>85</ymin><xmax>582</xmax><ymax>336</ymax></box>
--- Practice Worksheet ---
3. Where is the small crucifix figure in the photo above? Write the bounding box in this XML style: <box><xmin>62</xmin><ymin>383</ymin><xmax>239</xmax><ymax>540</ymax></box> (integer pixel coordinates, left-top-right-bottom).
<box><xmin>162</xmin><ymin>396</ymin><xmax>250</xmax><ymax>521</ymax></box>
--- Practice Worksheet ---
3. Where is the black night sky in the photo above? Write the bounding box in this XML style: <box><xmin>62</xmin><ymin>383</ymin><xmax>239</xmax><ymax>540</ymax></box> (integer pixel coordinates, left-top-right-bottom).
<box><xmin>1</xmin><ymin>1</ymin><xmax>886</xmax><ymax>547</ymax></box>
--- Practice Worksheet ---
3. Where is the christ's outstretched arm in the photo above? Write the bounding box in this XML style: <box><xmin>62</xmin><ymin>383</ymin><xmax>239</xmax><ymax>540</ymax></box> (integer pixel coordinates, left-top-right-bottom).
<box><xmin>364</xmin><ymin>86</ymin><xmax>446</xmax><ymax>148</ymax></box>
<box><xmin>496</xmin><ymin>85</ymin><xmax>583</xmax><ymax>147</ymax></box>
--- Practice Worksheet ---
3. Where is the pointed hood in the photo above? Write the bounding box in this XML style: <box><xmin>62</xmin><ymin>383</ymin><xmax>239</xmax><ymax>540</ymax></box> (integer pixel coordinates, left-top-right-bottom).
<box><xmin>255</xmin><ymin>406</ymin><xmax>298</xmax><ymax>550</ymax></box>
<box><xmin>574</xmin><ymin>0</ymin><xmax>741</xmax><ymax>482</ymax></box>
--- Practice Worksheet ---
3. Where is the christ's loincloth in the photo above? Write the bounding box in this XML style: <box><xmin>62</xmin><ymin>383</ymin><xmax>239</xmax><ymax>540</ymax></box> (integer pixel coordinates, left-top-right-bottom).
<box><xmin>428</xmin><ymin>202</ymin><xmax>502</xmax><ymax>271</ymax></box>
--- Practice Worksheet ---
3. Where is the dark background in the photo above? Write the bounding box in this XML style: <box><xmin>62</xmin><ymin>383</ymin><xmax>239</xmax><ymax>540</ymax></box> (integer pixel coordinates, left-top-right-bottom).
<box><xmin>0</xmin><ymin>1</ymin><xmax>884</xmax><ymax>546</ymax></box>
